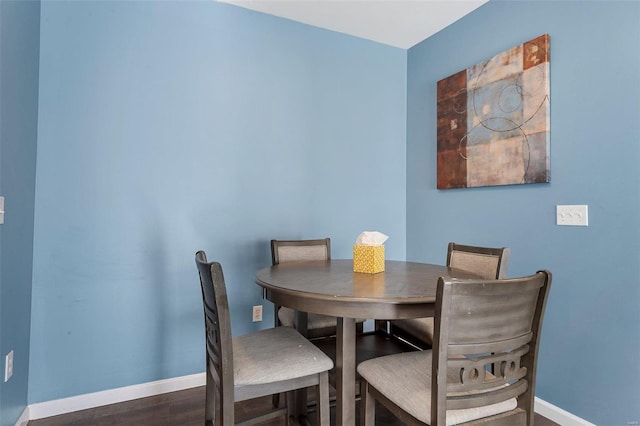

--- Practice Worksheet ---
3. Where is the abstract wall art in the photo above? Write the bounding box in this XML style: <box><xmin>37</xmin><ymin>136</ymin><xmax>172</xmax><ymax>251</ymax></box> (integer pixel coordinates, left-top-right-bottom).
<box><xmin>437</xmin><ymin>34</ymin><xmax>550</xmax><ymax>189</ymax></box>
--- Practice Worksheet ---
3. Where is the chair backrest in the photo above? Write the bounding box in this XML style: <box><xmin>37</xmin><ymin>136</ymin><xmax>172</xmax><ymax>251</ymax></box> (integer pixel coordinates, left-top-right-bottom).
<box><xmin>195</xmin><ymin>251</ymin><xmax>235</xmax><ymax>421</ymax></box>
<box><xmin>271</xmin><ymin>238</ymin><xmax>331</xmax><ymax>265</ymax></box>
<box><xmin>431</xmin><ymin>270</ymin><xmax>551</xmax><ymax>426</ymax></box>
<box><xmin>446</xmin><ymin>242</ymin><xmax>510</xmax><ymax>279</ymax></box>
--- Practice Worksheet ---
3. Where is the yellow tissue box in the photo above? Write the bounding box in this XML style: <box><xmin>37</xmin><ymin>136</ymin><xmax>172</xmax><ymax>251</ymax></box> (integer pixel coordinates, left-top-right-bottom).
<box><xmin>353</xmin><ymin>244</ymin><xmax>385</xmax><ymax>274</ymax></box>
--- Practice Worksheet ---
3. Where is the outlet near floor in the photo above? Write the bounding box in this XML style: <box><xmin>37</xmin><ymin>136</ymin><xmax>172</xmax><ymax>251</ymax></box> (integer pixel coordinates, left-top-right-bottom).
<box><xmin>252</xmin><ymin>305</ymin><xmax>263</xmax><ymax>322</ymax></box>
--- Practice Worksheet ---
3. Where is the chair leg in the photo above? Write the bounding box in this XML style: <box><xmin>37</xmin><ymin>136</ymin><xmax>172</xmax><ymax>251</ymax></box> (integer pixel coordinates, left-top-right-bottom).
<box><xmin>285</xmin><ymin>391</ymin><xmax>296</xmax><ymax>425</ymax></box>
<box><xmin>283</xmin><ymin>392</ymin><xmax>290</xmax><ymax>426</ymax></box>
<box><xmin>374</xmin><ymin>320</ymin><xmax>389</xmax><ymax>334</ymax></box>
<box><xmin>205</xmin><ymin>368</ymin><xmax>215</xmax><ymax>425</ymax></box>
<box><xmin>272</xmin><ymin>393</ymin><xmax>281</xmax><ymax>408</ymax></box>
<box><xmin>316</xmin><ymin>371</ymin><xmax>330</xmax><ymax>426</ymax></box>
<box><xmin>272</xmin><ymin>306</ymin><xmax>284</xmax><ymax>410</ymax></box>
<box><xmin>360</xmin><ymin>379</ymin><xmax>375</xmax><ymax>426</ymax></box>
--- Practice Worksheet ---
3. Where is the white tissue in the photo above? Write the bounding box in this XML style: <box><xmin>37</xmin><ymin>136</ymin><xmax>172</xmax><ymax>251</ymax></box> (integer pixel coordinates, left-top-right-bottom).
<box><xmin>355</xmin><ymin>231</ymin><xmax>389</xmax><ymax>246</ymax></box>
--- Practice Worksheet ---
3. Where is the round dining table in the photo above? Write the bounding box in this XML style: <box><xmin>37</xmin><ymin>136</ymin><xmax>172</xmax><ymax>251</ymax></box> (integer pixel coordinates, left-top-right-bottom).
<box><xmin>255</xmin><ymin>259</ymin><xmax>479</xmax><ymax>426</ymax></box>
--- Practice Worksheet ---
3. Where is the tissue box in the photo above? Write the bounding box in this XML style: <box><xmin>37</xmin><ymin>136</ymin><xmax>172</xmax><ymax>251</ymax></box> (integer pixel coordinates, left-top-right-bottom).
<box><xmin>353</xmin><ymin>245</ymin><xmax>385</xmax><ymax>273</ymax></box>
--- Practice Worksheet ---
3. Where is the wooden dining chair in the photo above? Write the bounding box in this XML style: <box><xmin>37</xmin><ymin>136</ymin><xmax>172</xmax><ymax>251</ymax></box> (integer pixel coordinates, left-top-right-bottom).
<box><xmin>271</xmin><ymin>238</ymin><xmax>365</xmax><ymax>339</ymax></box>
<box><xmin>195</xmin><ymin>251</ymin><xmax>332</xmax><ymax>425</ymax></box>
<box><xmin>358</xmin><ymin>270</ymin><xmax>552</xmax><ymax>426</ymax></box>
<box><xmin>388</xmin><ymin>242</ymin><xmax>510</xmax><ymax>348</ymax></box>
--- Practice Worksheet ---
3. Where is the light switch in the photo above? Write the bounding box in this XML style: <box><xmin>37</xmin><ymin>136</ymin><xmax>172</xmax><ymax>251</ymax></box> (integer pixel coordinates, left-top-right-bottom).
<box><xmin>556</xmin><ymin>205</ymin><xmax>588</xmax><ymax>226</ymax></box>
<box><xmin>0</xmin><ymin>196</ymin><xmax>4</xmax><ymax>225</ymax></box>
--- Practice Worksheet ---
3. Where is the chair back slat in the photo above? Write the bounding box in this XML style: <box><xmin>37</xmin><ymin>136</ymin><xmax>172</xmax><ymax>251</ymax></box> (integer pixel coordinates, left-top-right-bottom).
<box><xmin>195</xmin><ymin>251</ymin><xmax>235</xmax><ymax>421</ymax></box>
<box><xmin>444</xmin><ymin>279</ymin><xmax>542</xmax><ymax>345</ymax></box>
<box><xmin>271</xmin><ymin>238</ymin><xmax>331</xmax><ymax>265</ymax></box>
<box><xmin>432</xmin><ymin>270</ymin><xmax>551</xmax><ymax>424</ymax></box>
<box><xmin>449</xmin><ymin>251</ymin><xmax>500</xmax><ymax>279</ymax></box>
<box><xmin>448</xmin><ymin>333</ymin><xmax>532</xmax><ymax>356</ymax></box>
<box><xmin>447</xmin><ymin>242</ymin><xmax>510</xmax><ymax>279</ymax></box>
<box><xmin>204</xmin><ymin>314</ymin><xmax>223</xmax><ymax>386</ymax></box>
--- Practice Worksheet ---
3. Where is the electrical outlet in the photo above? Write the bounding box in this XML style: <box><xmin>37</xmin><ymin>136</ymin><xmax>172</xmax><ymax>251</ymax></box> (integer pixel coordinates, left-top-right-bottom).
<box><xmin>5</xmin><ymin>350</ymin><xmax>13</xmax><ymax>382</ymax></box>
<box><xmin>252</xmin><ymin>305</ymin><xmax>263</xmax><ymax>322</ymax></box>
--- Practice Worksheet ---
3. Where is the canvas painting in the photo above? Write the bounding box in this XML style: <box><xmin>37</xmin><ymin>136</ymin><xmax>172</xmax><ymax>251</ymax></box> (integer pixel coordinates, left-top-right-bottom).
<box><xmin>437</xmin><ymin>34</ymin><xmax>550</xmax><ymax>189</ymax></box>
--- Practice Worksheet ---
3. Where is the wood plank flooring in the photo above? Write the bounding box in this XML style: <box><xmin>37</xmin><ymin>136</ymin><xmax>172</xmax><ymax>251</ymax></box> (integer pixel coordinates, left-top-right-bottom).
<box><xmin>28</xmin><ymin>385</ymin><xmax>559</xmax><ymax>426</ymax></box>
<box><xmin>28</xmin><ymin>333</ymin><xmax>559</xmax><ymax>425</ymax></box>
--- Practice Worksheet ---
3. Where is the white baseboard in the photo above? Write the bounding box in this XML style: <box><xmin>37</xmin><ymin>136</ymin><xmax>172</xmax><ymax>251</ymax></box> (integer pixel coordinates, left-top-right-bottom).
<box><xmin>535</xmin><ymin>396</ymin><xmax>595</xmax><ymax>426</ymax></box>
<box><xmin>14</xmin><ymin>406</ymin><xmax>30</xmax><ymax>426</ymax></box>
<box><xmin>22</xmin><ymin>373</ymin><xmax>592</xmax><ymax>425</ymax></box>
<box><xmin>27</xmin><ymin>372</ymin><xmax>205</xmax><ymax>421</ymax></box>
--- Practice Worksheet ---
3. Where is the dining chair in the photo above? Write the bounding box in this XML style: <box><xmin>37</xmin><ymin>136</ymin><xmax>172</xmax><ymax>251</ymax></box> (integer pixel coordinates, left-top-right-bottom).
<box><xmin>358</xmin><ymin>270</ymin><xmax>552</xmax><ymax>426</ymax></box>
<box><xmin>388</xmin><ymin>242</ymin><xmax>510</xmax><ymax>348</ymax></box>
<box><xmin>195</xmin><ymin>251</ymin><xmax>333</xmax><ymax>425</ymax></box>
<box><xmin>271</xmin><ymin>238</ymin><xmax>365</xmax><ymax>339</ymax></box>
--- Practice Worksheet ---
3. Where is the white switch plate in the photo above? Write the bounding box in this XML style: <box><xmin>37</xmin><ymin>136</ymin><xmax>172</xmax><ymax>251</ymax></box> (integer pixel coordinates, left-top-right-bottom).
<box><xmin>0</xmin><ymin>196</ymin><xmax>4</xmax><ymax>224</ymax></box>
<box><xmin>4</xmin><ymin>350</ymin><xmax>13</xmax><ymax>382</ymax></box>
<box><xmin>556</xmin><ymin>205</ymin><xmax>588</xmax><ymax>226</ymax></box>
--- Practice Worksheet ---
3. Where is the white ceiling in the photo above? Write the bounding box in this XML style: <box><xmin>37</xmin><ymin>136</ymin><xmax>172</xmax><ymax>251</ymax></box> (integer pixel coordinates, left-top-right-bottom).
<box><xmin>218</xmin><ymin>0</ymin><xmax>488</xmax><ymax>49</ymax></box>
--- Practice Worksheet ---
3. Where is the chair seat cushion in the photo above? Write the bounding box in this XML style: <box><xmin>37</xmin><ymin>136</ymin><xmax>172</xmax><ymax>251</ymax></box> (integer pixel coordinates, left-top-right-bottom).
<box><xmin>357</xmin><ymin>351</ymin><xmax>517</xmax><ymax>425</ymax></box>
<box><xmin>233</xmin><ymin>326</ymin><xmax>333</xmax><ymax>386</ymax></box>
<box><xmin>392</xmin><ymin>317</ymin><xmax>435</xmax><ymax>345</ymax></box>
<box><xmin>279</xmin><ymin>307</ymin><xmax>365</xmax><ymax>329</ymax></box>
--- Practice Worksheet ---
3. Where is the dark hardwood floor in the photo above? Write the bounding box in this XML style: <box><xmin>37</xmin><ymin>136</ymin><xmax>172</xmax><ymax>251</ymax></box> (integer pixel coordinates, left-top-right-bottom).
<box><xmin>29</xmin><ymin>333</ymin><xmax>559</xmax><ymax>425</ymax></box>
<box><xmin>28</xmin><ymin>385</ymin><xmax>559</xmax><ymax>426</ymax></box>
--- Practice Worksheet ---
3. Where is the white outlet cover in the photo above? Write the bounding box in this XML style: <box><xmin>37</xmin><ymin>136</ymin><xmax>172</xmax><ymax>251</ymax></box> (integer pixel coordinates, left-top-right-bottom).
<box><xmin>252</xmin><ymin>305</ymin><xmax>263</xmax><ymax>322</ymax></box>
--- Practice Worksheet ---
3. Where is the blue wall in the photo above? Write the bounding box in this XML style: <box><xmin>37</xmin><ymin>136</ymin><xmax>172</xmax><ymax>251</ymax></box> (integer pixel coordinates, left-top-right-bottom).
<box><xmin>29</xmin><ymin>1</ymin><xmax>407</xmax><ymax>403</ymax></box>
<box><xmin>407</xmin><ymin>1</ymin><xmax>640</xmax><ymax>425</ymax></box>
<box><xmin>2</xmin><ymin>0</ymin><xmax>636</xmax><ymax>425</ymax></box>
<box><xmin>0</xmin><ymin>1</ymin><xmax>40</xmax><ymax>425</ymax></box>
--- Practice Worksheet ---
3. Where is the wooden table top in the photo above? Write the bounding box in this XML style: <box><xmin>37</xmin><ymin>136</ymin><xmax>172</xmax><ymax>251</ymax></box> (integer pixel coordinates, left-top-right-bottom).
<box><xmin>255</xmin><ymin>259</ymin><xmax>478</xmax><ymax>319</ymax></box>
